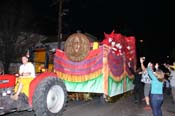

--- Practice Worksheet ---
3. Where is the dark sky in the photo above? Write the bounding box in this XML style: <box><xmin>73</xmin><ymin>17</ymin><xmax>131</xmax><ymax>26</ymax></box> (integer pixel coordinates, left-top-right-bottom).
<box><xmin>1</xmin><ymin>0</ymin><xmax>175</xmax><ymax>62</ymax></box>
<box><xmin>67</xmin><ymin>0</ymin><xmax>175</xmax><ymax>61</ymax></box>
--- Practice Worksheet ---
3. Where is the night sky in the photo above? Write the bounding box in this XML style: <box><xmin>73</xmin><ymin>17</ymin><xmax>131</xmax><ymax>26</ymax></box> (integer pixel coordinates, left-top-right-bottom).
<box><xmin>1</xmin><ymin>0</ymin><xmax>175</xmax><ymax>62</ymax></box>
<box><xmin>33</xmin><ymin>0</ymin><xmax>175</xmax><ymax>62</ymax></box>
<box><xmin>72</xmin><ymin>1</ymin><xmax>174</xmax><ymax>55</ymax></box>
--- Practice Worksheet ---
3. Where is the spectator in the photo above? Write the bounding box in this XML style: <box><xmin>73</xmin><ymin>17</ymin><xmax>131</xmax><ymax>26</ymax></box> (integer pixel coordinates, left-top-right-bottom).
<box><xmin>155</xmin><ymin>62</ymin><xmax>159</xmax><ymax>71</ymax></box>
<box><xmin>163</xmin><ymin>75</ymin><xmax>171</xmax><ymax>96</ymax></box>
<box><xmin>128</xmin><ymin>62</ymin><xmax>144</xmax><ymax>104</ymax></box>
<box><xmin>164</xmin><ymin>63</ymin><xmax>175</xmax><ymax>105</ymax></box>
<box><xmin>147</xmin><ymin>62</ymin><xmax>165</xmax><ymax>116</ymax></box>
<box><xmin>140</xmin><ymin>57</ymin><xmax>151</xmax><ymax>110</ymax></box>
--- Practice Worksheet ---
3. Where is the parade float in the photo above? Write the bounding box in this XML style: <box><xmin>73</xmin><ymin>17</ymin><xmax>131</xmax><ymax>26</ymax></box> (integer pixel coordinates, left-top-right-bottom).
<box><xmin>54</xmin><ymin>31</ymin><xmax>136</xmax><ymax>98</ymax></box>
<box><xmin>0</xmin><ymin>30</ymin><xmax>136</xmax><ymax>115</ymax></box>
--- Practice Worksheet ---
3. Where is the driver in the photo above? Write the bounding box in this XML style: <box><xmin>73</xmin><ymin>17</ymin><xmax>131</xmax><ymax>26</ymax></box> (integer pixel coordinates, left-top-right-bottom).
<box><xmin>11</xmin><ymin>56</ymin><xmax>35</xmax><ymax>100</ymax></box>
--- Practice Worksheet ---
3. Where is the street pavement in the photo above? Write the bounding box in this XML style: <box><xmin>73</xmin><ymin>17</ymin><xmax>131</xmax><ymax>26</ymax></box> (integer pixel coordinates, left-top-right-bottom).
<box><xmin>4</xmin><ymin>93</ymin><xmax>175</xmax><ymax>116</ymax></box>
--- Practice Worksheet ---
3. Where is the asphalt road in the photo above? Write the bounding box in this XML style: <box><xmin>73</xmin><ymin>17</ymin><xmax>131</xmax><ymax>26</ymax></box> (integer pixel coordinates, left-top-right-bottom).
<box><xmin>4</xmin><ymin>94</ymin><xmax>175</xmax><ymax>116</ymax></box>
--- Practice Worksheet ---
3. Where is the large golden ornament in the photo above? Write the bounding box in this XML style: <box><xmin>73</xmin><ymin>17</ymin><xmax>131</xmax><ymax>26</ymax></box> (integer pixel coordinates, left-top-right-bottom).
<box><xmin>64</xmin><ymin>33</ymin><xmax>90</xmax><ymax>62</ymax></box>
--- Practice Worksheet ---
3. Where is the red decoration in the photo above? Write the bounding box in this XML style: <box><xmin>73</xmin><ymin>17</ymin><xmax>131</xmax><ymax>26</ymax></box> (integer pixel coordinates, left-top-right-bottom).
<box><xmin>124</xmin><ymin>36</ymin><xmax>136</xmax><ymax>61</ymax></box>
<box><xmin>101</xmin><ymin>30</ymin><xmax>115</xmax><ymax>45</ymax></box>
<box><xmin>101</xmin><ymin>30</ymin><xmax>136</xmax><ymax>59</ymax></box>
<box><xmin>101</xmin><ymin>30</ymin><xmax>124</xmax><ymax>56</ymax></box>
<box><xmin>113</xmin><ymin>34</ymin><xmax>123</xmax><ymax>56</ymax></box>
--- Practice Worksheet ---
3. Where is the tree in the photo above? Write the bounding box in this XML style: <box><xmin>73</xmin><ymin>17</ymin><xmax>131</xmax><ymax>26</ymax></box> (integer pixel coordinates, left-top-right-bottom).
<box><xmin>15</xmin><ymin>32</ymin><xmax>47</xmax><ymax>58</ymax></box>
<box><xmin>0</xmin><ymin>0</ymin><xmax>45</xmax><ymax>73</ymax></box>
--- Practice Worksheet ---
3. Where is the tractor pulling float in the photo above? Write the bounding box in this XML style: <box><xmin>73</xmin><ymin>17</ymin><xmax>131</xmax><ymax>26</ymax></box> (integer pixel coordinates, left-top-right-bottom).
<box><xmin>0</xmin><ymin>31</ymin><xmax>136</xmax><ymax>116</ymax></box>
<box><xmin>0</xmin><ymin>73</ymin><xmax>67</xmax><ymax>116</ymax></box>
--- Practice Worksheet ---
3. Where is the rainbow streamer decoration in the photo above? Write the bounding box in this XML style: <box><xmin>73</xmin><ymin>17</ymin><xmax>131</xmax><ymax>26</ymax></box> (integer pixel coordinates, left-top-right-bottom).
<box><xmin>54</xmin><ymin>45</ymin><xmax>135</xmax><ymax>97</ymax></box>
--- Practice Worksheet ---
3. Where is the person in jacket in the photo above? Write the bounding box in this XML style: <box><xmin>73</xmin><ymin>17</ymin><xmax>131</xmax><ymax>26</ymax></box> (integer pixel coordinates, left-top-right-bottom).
<box><xmin>128</xmin><ymin>62</ymin><xmax>144</xmax><ymax>104</ymax></box>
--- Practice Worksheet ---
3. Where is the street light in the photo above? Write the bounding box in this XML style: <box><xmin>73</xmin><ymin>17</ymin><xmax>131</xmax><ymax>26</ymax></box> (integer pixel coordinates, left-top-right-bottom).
<box><xmin>139</xmin><ymin>39</ymin><xmax>143</xmax><ymax>43</ymax></box>
<box><xmin>138</xmin><ymin>39</ymin><xmax>144</xmax><ymax>57</ymax></box>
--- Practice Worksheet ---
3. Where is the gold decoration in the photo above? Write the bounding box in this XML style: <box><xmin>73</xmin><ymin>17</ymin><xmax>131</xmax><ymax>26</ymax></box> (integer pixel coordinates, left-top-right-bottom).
<box><xmin>64</xmin><ymin>33</ymin><xmax>90</xmax><ymax>62</ymax></box>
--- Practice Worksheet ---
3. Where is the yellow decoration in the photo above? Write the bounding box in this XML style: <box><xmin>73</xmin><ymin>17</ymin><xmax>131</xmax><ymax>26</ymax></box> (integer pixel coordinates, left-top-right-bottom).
<box><xmin>93</xmin><ymin>42</ymin><xmax>99</xmax><ymax>50</ymax></box>
<box><xmin>55</xmin><ymin>69</ymin><xmax>102</xmax><ymax>82</ymax></box>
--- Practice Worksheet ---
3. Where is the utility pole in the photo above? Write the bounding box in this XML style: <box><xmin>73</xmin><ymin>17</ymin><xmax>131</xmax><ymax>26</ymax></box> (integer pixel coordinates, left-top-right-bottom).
<box><xmin>58</xmin><ymin>0</ymin><xmax>63</xmax><ymax>48</ymax></box>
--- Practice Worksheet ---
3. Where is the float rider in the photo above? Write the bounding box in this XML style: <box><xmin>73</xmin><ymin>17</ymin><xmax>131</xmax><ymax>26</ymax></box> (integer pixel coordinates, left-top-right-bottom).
<box><xmin>11</xmin><ymin>56</ymin><xmax>35</xmax><ymax>101</ymax></box>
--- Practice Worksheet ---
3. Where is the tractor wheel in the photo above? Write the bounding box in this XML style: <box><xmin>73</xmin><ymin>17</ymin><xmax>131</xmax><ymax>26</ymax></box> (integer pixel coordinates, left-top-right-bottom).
<box><xmin>33</xmin><ymin>76</ymin><xmax>67</xmax><ymax>116</ymax></box>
